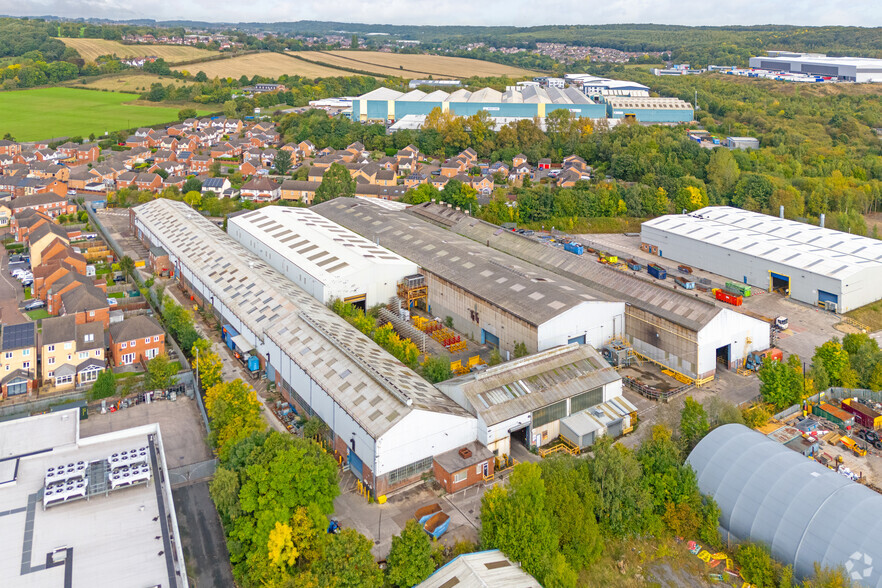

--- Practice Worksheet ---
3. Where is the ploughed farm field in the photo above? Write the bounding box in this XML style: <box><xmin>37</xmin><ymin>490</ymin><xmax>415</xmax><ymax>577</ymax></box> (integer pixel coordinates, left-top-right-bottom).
<box><xmin>0</xmin><ymin>87</ymin><xmax>210</xmax><ymax>141</ymax></box>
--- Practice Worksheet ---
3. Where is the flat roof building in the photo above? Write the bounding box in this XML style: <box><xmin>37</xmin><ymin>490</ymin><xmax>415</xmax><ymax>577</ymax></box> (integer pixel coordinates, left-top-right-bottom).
<box><xmin>436</xmin><ymin>344</ymin><xmax>622</xmax><ymax>456</ymax></box>
<box><xmin>228</xmin><ymin>206</ymin><xmax>418</xmax><ymax>309</ymax></box>
<box><xmin>131</xmin><ymin>199</ymin><xmax>476</xmax><ymax>496</ymax></box>
<box><xmin>312</xmin><ymin>199</ymin><xmax>626</xmax><ymax>357</ymax></box>
<box><xmin>749</xmin><ymin>52</ymin><xmax>882</xmax><ymax>82</ymax></box>
<box><xmin>0</xmin><ymin>408</ymin><xmax>187</xmax><ymax>587</ymax></box>
<box><xmin>641</xmin><ymin>206</ymin><xmax>882</xmax><ymax>312</ymax></box>
<box><xmin>405</xmin><ymin>202</ymin><xmax>770</xmax><ymax>381</ymax></box>
<box><xmin>606</xmin><ymin>96</ymin><xmax>694</xmax><ymax>123</ymax></box>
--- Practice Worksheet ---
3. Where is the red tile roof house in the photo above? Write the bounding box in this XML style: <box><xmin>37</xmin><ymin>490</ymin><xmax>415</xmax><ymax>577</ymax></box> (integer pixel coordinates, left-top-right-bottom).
<box><xmin>189</xmin><ymin>156</ymin><xmax>213</xmax><ymax>174</ymax></box>
<box><xmin>239</xmin><ymin>178</ymin><xmax>280</xmax><ymax>202</ymax></box>
<box><xmin>10</xmin><ymin>193</ymin><xmax>76</xmax><ymax>218</ymax></box>
<box><xmin>108</xmin><ymin>315</ymin><xmax>166</xmax><ymax>367</ymax></box>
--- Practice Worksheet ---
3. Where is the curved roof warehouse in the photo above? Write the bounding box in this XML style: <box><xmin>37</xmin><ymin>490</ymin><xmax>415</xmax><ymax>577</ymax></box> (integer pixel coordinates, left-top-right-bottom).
<box><xmin>687</xmin><ymin>424</ymin><xmax>882</xmax><ymax>586</ymax></box>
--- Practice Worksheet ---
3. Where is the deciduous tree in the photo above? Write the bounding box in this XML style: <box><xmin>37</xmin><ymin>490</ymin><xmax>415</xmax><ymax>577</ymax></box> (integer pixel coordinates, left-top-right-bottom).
<box><xmin>314</xmin><ymin>162</ymin><xmax>355</xmax><ymax>203</ymax></box>
<box><xmin>386</xmin><ymin>519</ymin><xmax>435</xmax><ymax>587</ymax></box>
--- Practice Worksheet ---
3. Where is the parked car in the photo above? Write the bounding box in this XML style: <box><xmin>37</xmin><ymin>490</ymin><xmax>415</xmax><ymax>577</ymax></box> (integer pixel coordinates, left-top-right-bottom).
<box><xmin>24</xmin><ymin>300</ymin><xmax>44</xmax><ymax>311</ymax></box>
<box><xmin>21</xmin><ymin>280</ymin><xmax>33</xmax><ymax>287</ymax></box>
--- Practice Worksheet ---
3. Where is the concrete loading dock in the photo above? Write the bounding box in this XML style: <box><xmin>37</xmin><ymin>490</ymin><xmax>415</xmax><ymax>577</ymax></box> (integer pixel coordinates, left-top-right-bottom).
<box><xmin>641</xmin><ymin>206</ymin><xmax>882</xmax><ymax>313</ymax></box>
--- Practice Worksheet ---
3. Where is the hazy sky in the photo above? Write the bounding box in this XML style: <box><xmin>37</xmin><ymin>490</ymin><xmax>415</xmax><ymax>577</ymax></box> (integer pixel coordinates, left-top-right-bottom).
<box><xmin>3</xmin><ymin>0</ymin><xmax>880</xmax><ymax>27</ymax></box>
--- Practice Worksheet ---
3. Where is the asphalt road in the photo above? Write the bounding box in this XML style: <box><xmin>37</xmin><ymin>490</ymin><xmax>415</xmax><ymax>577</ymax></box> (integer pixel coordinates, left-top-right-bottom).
<box><xmin>0</xmin><ymin>245</ymin><xmax>26</xmax><ymax>325</ymax></box>
<box><xmin>172</xmin><ymin>482</ymin><xmax>235</xmax><ymax>588</ymax></box>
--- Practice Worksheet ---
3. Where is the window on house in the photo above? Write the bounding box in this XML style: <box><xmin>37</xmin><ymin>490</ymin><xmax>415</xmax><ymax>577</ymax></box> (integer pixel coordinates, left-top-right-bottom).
<box><xmin>48</xmin><ymin>357</ymin><xmax>55</xmax><ymax>365</ymax></box>
<box><xmin>129</xmin><ymin>341</ymin><xmax>136</xmax><ymax>348</ymax></box>
<box><xmin>22</xmin><ymin>349</ymin><xmax>30</xmax><ymax>356</ymax></box>
<box><xmin>7</xmin><ymin>381</ymin><xmax>26</xmax><ymax>396</ymax></box>
<box><xmin>47</xmin><ymin>345</ymin><xmax>55</xmax><ymax>352</ymax></box>
<box><xmin>453</xmin><ymin>471</ymin><xmax>467</xmax><ymax>484</ymax></box>
<box><xmin>48</xmin><ymin>371</ymin><xmax>54</xmax><ymax>378</ymax></box>
<box><xmin>79</xmin><ymin>352</ymin><xmax>88</xmax><ymax>360</ymax></box>
<box><xmin>4</xmin><ymin>352</ymin><xmax>11</xmax><ymax>360</ymax></box>
<box><xmin>153</xmin><ymin>335</ymin><xmax>160</xmax><ymax>342</ymax></box>
<box><xmin>95</xmin><ymin>350</ymin><xmax>101</xmax><ymax>356</ymax></box>
<box><xmin>120</xmin><ymin>342</ymin><xmax>127</xmax><ymax>349</ymax></box>
<box><xmin>89</xmin><ymin>311</ymin><xmax>95</xmax><ymax>317</ymax></box>
<box><xmin>64</xmin><ymin>342</ymin><xmax>72</xmax><ymax>350</ymax></box>
<box><xmin>85</xmin><ymin>334</ymin><xmax>94</xmax><ymax>343</ymax></box>
<box><xmin>22</xmin><ymin>362</ymin><xmax>30</xmax><ymax>369</ymax></box>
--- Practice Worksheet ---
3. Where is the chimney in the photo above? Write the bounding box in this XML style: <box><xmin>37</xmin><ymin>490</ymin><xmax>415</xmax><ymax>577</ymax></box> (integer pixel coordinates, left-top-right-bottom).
<box><xmin>779</xmin><ymin>205</ymin><xmax>784</xmax><ymax>219</ymax></box>
<box><xmin>820</xmin><ymin>213</ymin><xmax>825</xmax><ymax>228</ymax></box>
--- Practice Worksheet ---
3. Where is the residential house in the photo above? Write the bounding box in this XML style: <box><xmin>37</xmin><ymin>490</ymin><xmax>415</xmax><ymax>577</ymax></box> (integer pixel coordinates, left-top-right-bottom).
<box><xmin>201</xmin><ymin>177</ymin><xmax>231</xmax><ymax>196</ymax></box>
<box><xmin>0</xmin><ymin>323</ymin><xmax>37</xmax><ymax>399</ymax></box>
<box><xmin>108</xmin><ymin>315</ymin><xmax>166</xmax><ymax>366</ymax></box>
<box><xmin>134</xmin><ymin>173</ymin><xmax>162</xmax><ymax>192</ymax></box>
<box><xmin>189</xmin><ymin>155</ymin><xmax>213</xmax><ymax>174</ymax></box>
<box><xmin>280</xmin><ymin>180</ymin><xmax>320</xmax><ymax>204</ymax></box>
<box><xmin>239</xmin><ymin>178</ymin><xmax>280</xmax><ymax>201</ymax></box>
<box><xmin>9</xmin><ymin>192</ymin><xmax>75</xmax><ymax>218</ymax></box>
<box><xmin>512</xmin><ymin>153</ymin><xmax>528</xmax><ymax>168</ymax></box>
<box><xmin>28</xmin><ymin>223</ymin><xmax>70</xmax><ymax>265</ymax></box>
<box><xmin>0</xmin><ymin>202</ymin><xmax>9</xmax><ymax>227</ymax></box>
<box><xmin>0</xmin><ymin>139</ymin><xmax>22</xmax><ymax>156</ymax></box>
<box><xmin>9</xmin><ymin>209</ymin><xmax>53</xmax><ymax>242</ymax></box>
<box><xmin>60</xmin><ymin>281</ymin><xmax>111</xmax><ymax>328</ymax></box>
<box><xmin>40</xmin><ymin>316</ymin><xmax>105</xmax><ymax>391</ymax></box>
<box><xmin>403</xmin><ymin>173</ymin><xmax>427</xmax><ymax>189</ymax></box>
<box><xmin>537</xmin><ymin>158</ymin><xmax>552</xmax><ymax>170</ymax></box>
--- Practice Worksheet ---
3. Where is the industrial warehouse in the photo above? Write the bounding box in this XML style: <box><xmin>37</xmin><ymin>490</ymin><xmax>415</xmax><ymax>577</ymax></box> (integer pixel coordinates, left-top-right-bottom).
<box><xmin>748</xmin><ymin>51</ymin><xmax>882</xmax><ymax>82</ymax></box>
<box><xmin>641</xmin><ymin>206</ymin><xmax>882</xmax><ymax>313</ymax></box>
<box><xmin>436</xmin><ymin>344</ymin><xmax>628</xmax><ymax>456</ymax></box>
<box><xmin>132</xmin><ymin>199</ymin><xmax>479</xmax><ymax>496</ymax></box>
<box><xmin>227</xmin><ymin>206</ymin><xmax>418</xmax><ymax>309</ymax></box>
<box><xmin>384</xmin><ymin>201</ymin><xmax>771</xmax><ymax>382</ymax></box>
<box><xmin>688</xmin><ymin>424</ymin><xmax>882</xmax><ymax>586</ymax></box>
<box><xmin>311</xmin><ymin>199</ymin><xmax>627</xmax><ymax>357</ymax></box>
<box><xmin>351</xmin><ymin>85</ymin><xmax>693</xmax><ymax>124</ymax></box>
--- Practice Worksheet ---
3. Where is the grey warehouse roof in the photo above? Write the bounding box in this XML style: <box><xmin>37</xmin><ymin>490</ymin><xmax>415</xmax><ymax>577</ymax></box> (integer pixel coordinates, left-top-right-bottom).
<box><xmin>644</xmin><ymin>206</ymin><xmax>882</xmax><ymax>280</ymax></box>
<box><xmin>133</xmin><ymin>199</ymin><xmax>470</xmax><ymax>439</ymax></box>
<box><xmin>437</xmin><ymin>344</ymin><xmax>620</xmax><ymax>426</ymax></box>
<box><xmin>688</xmin><ymin>424</ymin><xmax>882</xmax><ymax>585</ymax></box>
<box><xmin>409</xmin><ymin>203</ymin><xmax>722</xmax><ymax>332</ymax></box>
<box><xmin>312</xmin><ymin>199</ymin><xmax>608</xmax><ymax>327</ymax></box>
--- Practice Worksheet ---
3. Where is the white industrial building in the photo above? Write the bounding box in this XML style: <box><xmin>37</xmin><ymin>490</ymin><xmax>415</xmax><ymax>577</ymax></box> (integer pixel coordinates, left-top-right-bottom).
<box><xmin>642</xmin><ymin>206</ymin><xmax>882</xmax><ymax>313</ymax></box>
<box><xmin>228</xmin><ymin>207</ymin><xmax>418</xmax><ymax>309</ymax></box>
<box><xmin>401</xmin><ymin>202</ymin><xmax>770</xmax><ymax>381</ymax></box>
<box><xmin>0</xmin><ymin>408</ymin><xmax>188</xmax><ymax>587</ymax></box>
<box><xmin>435</xmin><ymin>344</ymin><xmax>624</xmax><ymax>456</ymax></box>
<box><xmin>132</xmin><ymin>199</ymin><xmax>477</xmax><ymax>496</ymax></box>
<box><xmin>312</xmin><ymin>199</ymin><xmax>626</xmax><ymax>358</ymax></box>
<box><xmin>749</xmin><ymin>51</ymin><xmax>882</xmax><ymax>82</ymax></box>
<box><xmin>564</xmin><ymin>74</ymin><xmax>650</xmax><ymax>96</ymax></box>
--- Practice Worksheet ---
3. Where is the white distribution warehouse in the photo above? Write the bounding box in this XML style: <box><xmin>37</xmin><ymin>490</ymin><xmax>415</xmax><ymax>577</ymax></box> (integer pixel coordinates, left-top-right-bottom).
<box><xmin>227</xmin><ymin>207</ymin><xmax>418</xmax><ymax>309</ymax></box>
<box><xmin>641</xmin><ymin>206</ymin><xmax>882</xmax><ymax>313</ymax></box>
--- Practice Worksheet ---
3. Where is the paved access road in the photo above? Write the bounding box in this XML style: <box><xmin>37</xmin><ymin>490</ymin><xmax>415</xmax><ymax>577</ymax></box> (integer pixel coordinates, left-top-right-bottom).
<box><xmin>0</xmin><ymin>246</ymin><xmax>26</xmax><ymax>325</ymax></box>
<box><xmin>172</xmin><ymin>482</ymin><xmax>235</xmax><ymax>588</ymax></box>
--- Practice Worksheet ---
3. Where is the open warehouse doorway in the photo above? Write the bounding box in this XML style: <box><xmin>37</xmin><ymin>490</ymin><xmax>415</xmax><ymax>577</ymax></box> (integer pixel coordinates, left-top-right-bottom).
<box><xmin>715</xmin><ymin>344</ymin><xmax>731</xmax><ymax>369</ymax></box>
<box><xmin>769</xmin><ymin>271</ymin><xmax>790</xmax><ymax>296</ymax></box>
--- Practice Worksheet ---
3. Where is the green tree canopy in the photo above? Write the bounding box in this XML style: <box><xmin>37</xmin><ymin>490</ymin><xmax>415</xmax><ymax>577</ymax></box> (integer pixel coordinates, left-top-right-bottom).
<box><xmin>314</xmin><ymin>162</ymin><xmax>356</xmax><ymax>204</ymax></box>
<box><xmin>386</xmin><ymin>519</ymin><xmax>435</xmax><ymax>587</ymax></box>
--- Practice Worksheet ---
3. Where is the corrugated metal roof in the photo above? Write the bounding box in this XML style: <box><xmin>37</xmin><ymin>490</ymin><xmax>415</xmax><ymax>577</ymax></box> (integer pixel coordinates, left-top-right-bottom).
<box><xmin>312</xmin><ymin>199</ymin><xmax>607</xmax><ymax>327</ymax></box>
<box><xmin>437</xmin><ymin>344</ymin><xmax>620</xmax><ymax>426</ymax></box>
<box><xmin>229</xmin><ymin>207</ymin><xmax>415</xmax><ymax>289</ymax></box>
<box><xmin>643</xmin><ymin>206</ymin><xmax>882</xmax><ymax>280</ymax></box>
<box><xmin>422</xmin><ymin>205</ymin><xmax>721</xmax><ymax>331</ymax></box>
<box><xmin>133</xmin><ymin>199</ymin><xmax>470</xmax><ymax>439</ymax></box>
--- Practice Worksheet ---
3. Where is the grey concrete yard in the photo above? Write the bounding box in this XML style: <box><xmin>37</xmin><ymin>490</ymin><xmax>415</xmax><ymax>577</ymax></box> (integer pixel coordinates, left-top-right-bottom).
<box><xmin>80</xmin><ymin>397</ymin><xmax>212</xmax><ymax>469</ymax></box>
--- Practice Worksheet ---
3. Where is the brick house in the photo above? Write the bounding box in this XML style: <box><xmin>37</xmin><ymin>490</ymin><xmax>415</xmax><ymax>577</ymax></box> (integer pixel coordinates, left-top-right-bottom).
<box><xmin>0</xmin><ymin>323</ymin><xmax>37</xmax><ymax>399</ymax></box>
<box><xmin>280</xmin><ymin>180</ymin><xmax>319</xmax><ymax>204</ymax></box>
<box><xmin>239</xmin><ymin>178</ymin><xmax>280</xmax><ymax>202</ymax></box>
<box><xmin>432</xmin><ymin>442</ymin><xmax>494</xmax><ymax>494</ymax></box>
<box><xmin>108</xmin><ymin>315</ymin><xmax>165</xmax><ymax>366</ymax></box>
<box><xmin>9</xmin><ymin>192</ymin><xmax>76</xmax><ymax>218</ymax></box>
<box><xmin>40</xmin><ymin>316</ymin><xmax>105</xmax><ymax>391</ymax></box>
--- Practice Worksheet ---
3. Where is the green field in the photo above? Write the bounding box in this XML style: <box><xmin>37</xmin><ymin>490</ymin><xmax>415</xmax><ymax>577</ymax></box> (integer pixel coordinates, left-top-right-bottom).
<box><xmin>0</xmin><ymin>87</ymin><xmax>211</xmax><ymax>141</ymax></box>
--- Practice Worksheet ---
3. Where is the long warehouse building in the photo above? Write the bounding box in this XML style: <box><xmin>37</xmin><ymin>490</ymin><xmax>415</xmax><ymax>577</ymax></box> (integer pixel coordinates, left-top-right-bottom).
<box><xmin>227</xmin><ymin>206</ymin><xmax>418</xmax><ymax>309</ymax></box>
<box><xmin>131</xmin><ymin>199</ymin><xmax>477</xmax><ymax>497</ymax></box>
<box><xmin>402</xmin><ymin>202</ymin><xmax>770</xmax><ymax>382</ymax></box>
<box><xmin>312</xmin><ymin>198</ymin><xmax>626</xmax><ymax>358</ymax></box>
<box><xmin>641</xmin><ymin>206</ymin><xmax>882</xmax><ymax>313</ymax></box>
<box><xmin>749</xmin><ymin>51</ymin><xmax>882</xmax><ymax>83</ymax></box>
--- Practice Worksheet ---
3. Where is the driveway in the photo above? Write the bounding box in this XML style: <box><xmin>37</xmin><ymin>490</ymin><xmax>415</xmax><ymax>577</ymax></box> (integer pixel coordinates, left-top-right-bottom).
<box><xmin>172</xmin><ymin>482</ymin><xmax>235</xmax><ymax>588</ymax></box>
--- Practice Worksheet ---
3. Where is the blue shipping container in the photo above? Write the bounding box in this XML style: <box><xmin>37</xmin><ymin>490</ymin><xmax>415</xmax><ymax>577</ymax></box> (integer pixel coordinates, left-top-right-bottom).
<box><xmin>564</xmin><ymin>242</ymin><xmax>584</xmax><ymax>255</ymax></box>
<box><xmin>222</xmin><ymin>324</ymin><xmax>239</xmax><ymax>350</ymax></box>
<box><xmin>648</xmin><ymin>264</ymin><xmax>667</xmax><ymax>279</ymax></box>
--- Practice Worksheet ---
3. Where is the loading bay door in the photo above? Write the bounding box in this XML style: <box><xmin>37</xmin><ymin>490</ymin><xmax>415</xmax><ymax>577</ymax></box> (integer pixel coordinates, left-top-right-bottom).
<box><xmin>769</xmin><ymin>271</ymin><xmax>790</xmax><ymax>296</ymax></box>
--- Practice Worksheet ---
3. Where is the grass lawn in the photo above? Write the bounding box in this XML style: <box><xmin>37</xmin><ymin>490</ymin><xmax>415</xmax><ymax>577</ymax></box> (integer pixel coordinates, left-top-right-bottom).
<box><xmin>107</xmin><ymin>292</ymin><xmax>125</xmax><ymax>298</ymax></box>
<box><xmin>26</xmin><ymin>309</ymin><xmax>51</xmax><ymax>321</ymax></box>
<box><xmin>23</xmin><ymin>287</ymin><xmax>32</xmax><ymax>300</ymax></box>
<box><xmin>0</xmin><ymin>87</ymin><xmax>212</xmax><ymax>141</ymax></box>
<box><xmin>847</xmin><ymin>301</ymin><xmax>882</xmax><ymax>332</ymax></box>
